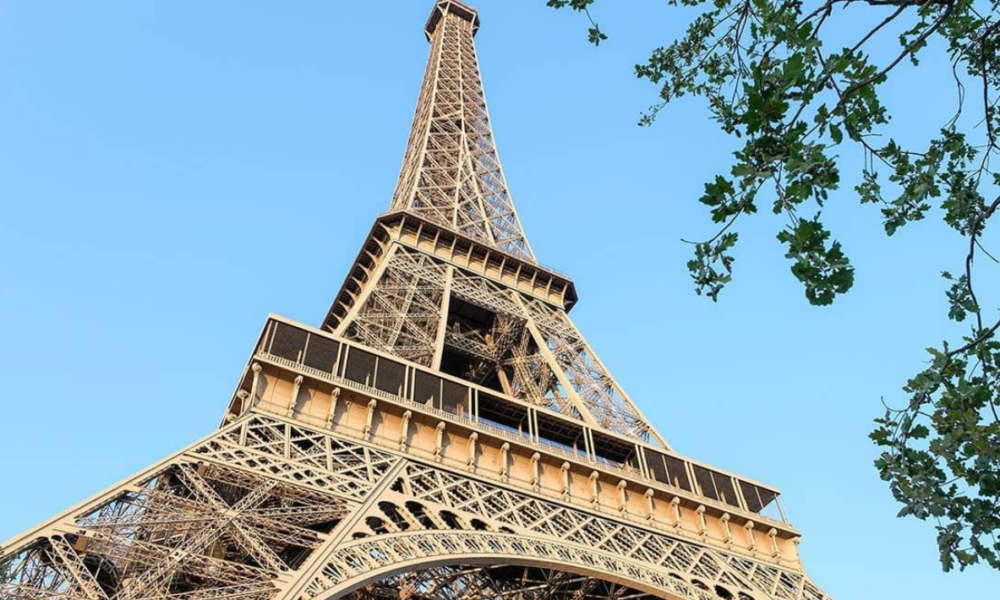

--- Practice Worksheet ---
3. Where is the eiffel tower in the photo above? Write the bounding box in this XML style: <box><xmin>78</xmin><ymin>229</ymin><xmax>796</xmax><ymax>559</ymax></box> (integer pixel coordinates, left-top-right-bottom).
<box><xmin>1</xmin><ymin>3</ymin><xmax>835</xmax><ymax>600</ymax></box>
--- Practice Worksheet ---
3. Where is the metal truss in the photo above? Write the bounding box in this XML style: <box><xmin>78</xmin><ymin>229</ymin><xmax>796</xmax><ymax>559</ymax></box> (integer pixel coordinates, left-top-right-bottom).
<box><xmin>389</xmin><ymin>0</ymin><xmax>534</xmax><ymax>260</ymax></box>
<box><xmin>1</xmin><ymin>445</ymin><xmax>352</xmax><ymax>600</ymax></box>
<box><xmin>449</xmin><ymin>269</ymin><xmax>573</xmax><ymax>415</ymax></box>
<box><xmin>339</xmin><ymin>244</ymin><xmax>662</xmax><ymax>444</ymax></box>
<box><xmin>344</xmin><ymin>247</ymin><xmax>449</xmax><ymax>367</ymax></box>
<box><xmin>1</xmin><ymin>4</ymin><xmax>834</xmax><ymax>600</ymax></box>
<box><xmin>345</xmin><ymin>565</ymin><xmax>654</xmax><ymax>600</ymax></box>
<box><xmin>517</xmin><ymin>297</ymin><xmax>659</xmax><ymax>443</ymax></box>
<box><xmin>2</xmin><ymin>413</ymin><xmax>830</xmax><ymax>600</ymax></box>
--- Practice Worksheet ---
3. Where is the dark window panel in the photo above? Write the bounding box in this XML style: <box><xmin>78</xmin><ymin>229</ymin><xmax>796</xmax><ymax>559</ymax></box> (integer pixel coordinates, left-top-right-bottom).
<box><xmin>441</xmin><ymin>379</ymin><xmax>469</xmax><ymax>416</ymax></box>
<box><xmin>344</xmin><ymin>348</ymin><xmax>377</xmax><ymax>386</ymax></box>
<box><xmin>303</xmin><ymin>335</ymin><xmax>340</xmax><ymax>374</ymax></box>
<box><xmin>271</xmin><ymin>323</ymin><xmax>308</xmax><ymax>363</ymax></box>
<box><xmin>414</xmin><ymin>371</ymin><xmax>442</xmax><ymax>407</ymax></box>
<box><xmin>375</xmin><ymin>357</ymin><xmax>406</xmax><ymax>396</ymax></box>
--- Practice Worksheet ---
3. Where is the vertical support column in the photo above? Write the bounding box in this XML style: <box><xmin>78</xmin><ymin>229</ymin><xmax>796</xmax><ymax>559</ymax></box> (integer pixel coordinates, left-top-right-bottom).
<box><xmin>617</xmin><ymin>480</ymin><xmax>628</xmax><ymax>515</ymax></box>
<box><xmin>696</xmin><ymin>505</ymin><xmax>708</xmax><ymax>539</ymax></box>
<box><xmin>432</xmin><ymin>265</ymin><xmax>455</xmax><ymax>370</ymax></box>
<box><xmin>636</xmin><ymin>445</ymin><xmax>649</xmax><ymax>479</ymax></box>
<box><xmin>326</xmin><ymin>387</ymin><xmax>341</xmax><ymax>428</ymax></box>
<box><xmin>645</xmin><ymin>489</ymin><xmax>656</xmax><ymax>522</ymax></box>
<box><xmin>671</xmin><ymin>497</ymin><xmax>682</xmax><ymax>530</ymax></box>
<box><xmin>287</xmin><ymin>375</ymin><xmax>304</xmax><ymax>418</ymax></box>
<box><xmin>745</xmin><ymin>521</ymin><xmax>758</xmax><ymax>556</ymax></box>
<box><xmin>733</xmin><ymin>476</ymin><xmax>749</xmax><ymax>512</ymax></box>
<box><xmin>467</xmin><ymin>432</ymin><xmax>478</xmax><ymax>472</ymax></box>
<box><xmin>434</xmin><ymin>422</ymin><xmax>446</xmax><ymax>463</ymax></box>
<box><xmin>561</xmin><ymin>462</ymin><xmax>572</xmax><ymax>501</ymax></box>
<box><xmin>364</xmin><ymin>399</ymin><xmax>377</xmax><ymax>441</ymax></box>
<box><xmin>499</xmin><ymin>442</ymin><xmax>510</xmax><ymax>482</ymax></box>
<box><xmin>721</xmin><ymin>513</ymin><xmax>733</xmax><ymax>548</ymax></box>
<box><xmin>769</xmin><ymin>528</ymin><xmax>781</xmax><ymax>558</ymax></box>
<box><xmin>399</xmin><ymin>410</ymin><xmax>412</xmax><ymax>452</ymax></box>
<box><xmin>777</xmin><ymin>496</ymin><xmax>790</xmax><ymax>523</ymax></box>
<box><xmin>250</xmin><ymin>363</ymin><xmax>263</xmax><ymax>406</ymax></box>
<box><xmin>283</xmin><ymin>423</ymin><xmax>291</xmax><ymax>459</ymax></box>
<box><xmin>589</xmin><ymin>471</ymin><xmax>600</xmax><ymax>508</ymax></box>
<box><xmin>233</xmin><ymin>390</ymin><xmax>249</xmax><ymax>420</ymax></box>
<box><xmin>530</xmin><ymin>452</ymin><xmax>541</xmax><ymax>491</ymax></box>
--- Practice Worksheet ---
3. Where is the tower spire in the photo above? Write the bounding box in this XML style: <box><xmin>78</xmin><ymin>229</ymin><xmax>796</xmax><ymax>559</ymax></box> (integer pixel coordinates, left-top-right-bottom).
<box><xmin>390</xmin><ymin>1</ymin><xmax>535</xmax><ymax>261</ymax></box>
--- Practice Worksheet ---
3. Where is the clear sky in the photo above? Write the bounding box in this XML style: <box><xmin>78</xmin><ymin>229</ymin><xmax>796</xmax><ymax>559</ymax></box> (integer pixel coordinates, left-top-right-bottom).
<box><xmin>1</xmin><ymin>2</ymin><xmax>998</xmax><ymax>598</ymax></box>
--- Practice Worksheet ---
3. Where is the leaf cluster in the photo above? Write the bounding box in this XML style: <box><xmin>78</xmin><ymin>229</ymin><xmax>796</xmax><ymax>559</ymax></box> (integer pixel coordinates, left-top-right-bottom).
<box><xmin>550</xmin><ymin>0</ymin><xmax>1000</xmax><ymax>571</ymax></box>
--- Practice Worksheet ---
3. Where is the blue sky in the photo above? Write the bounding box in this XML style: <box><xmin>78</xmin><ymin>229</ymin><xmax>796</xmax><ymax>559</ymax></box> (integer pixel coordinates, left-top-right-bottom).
<box><xmin>1</xmin><ymin>2</ymin><xmax>998</xmax><ymax>598</ymax></box>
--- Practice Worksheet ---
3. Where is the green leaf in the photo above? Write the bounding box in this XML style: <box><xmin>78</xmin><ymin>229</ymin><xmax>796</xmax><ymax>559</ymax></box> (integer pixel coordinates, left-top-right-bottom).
<box><xmin>830</xmin><ymin>123</ymin><xmax>843</xmax><ymax>144</ymax></box>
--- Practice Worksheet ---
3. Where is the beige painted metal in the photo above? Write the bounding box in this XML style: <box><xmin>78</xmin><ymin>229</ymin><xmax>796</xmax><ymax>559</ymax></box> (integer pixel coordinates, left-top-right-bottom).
<box><xmin>0</xmin><ymin>3</ymin><xmax>834</xmax><ymax>600</ymax></box>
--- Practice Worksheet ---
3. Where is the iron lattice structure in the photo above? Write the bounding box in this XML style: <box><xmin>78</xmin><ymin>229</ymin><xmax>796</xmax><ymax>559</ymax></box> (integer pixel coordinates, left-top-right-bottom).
<box><xmin>0</xmin><ymin>3</ymin><xmax>835</xmax><ymax>600</ymax></box>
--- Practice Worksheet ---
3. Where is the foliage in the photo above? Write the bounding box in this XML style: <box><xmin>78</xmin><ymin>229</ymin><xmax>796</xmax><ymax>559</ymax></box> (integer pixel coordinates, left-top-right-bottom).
<box><xmin>550</xmin><ymin>0</ymin><xmax>1000</xmax><ymax>572</ymax></box>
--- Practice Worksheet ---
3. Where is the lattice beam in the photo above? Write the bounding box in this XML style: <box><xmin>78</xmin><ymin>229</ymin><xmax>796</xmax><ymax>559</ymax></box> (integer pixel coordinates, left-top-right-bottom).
<box><xmin>391</xmin><ymin>1</ymin><xmax>534</xmax><ymax>260</ymax></box>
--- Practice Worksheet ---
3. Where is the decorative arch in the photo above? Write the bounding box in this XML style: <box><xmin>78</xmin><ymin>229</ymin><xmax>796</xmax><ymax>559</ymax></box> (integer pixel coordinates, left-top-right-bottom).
<box><xmin>303</xmin><ymin>531</ymin><xmax>753</xmax><ymax>600</ymax></box>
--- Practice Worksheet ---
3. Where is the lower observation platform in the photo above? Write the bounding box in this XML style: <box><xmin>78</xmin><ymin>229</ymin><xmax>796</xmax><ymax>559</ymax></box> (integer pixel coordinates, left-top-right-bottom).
<box><xmin>223</xmin><ymin>314</ymin><xmax>802</xmax><ymax>567</ymax></box>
